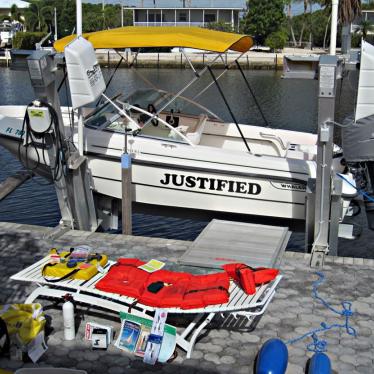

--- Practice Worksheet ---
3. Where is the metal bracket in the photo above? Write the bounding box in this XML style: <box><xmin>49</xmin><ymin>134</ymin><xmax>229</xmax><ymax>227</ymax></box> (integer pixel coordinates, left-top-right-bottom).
<box><xmin>68</xmin><ymin>152</ymin><xmax>86</xmax><ymax>170</ymax></box>
<box><xmin>310</xmin><ymin>245</ymin><xmax>327</xmax><ymax>268</ymax></box>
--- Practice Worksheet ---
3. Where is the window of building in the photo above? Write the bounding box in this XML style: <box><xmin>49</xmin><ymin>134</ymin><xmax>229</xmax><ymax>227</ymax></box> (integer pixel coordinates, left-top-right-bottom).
<box><xmin>149</xmin><ymin>12</ymin><xmax>165</xmax><ymax>22</ymax></box>
<box><xmin>204</xmin><ymin>13</ymin><xmax>216</xmax><ymax>23</ymax></box>
<box><xmin>179</xmin><ymin>12</ymin><xmax>187</xmax><ymax>22</ymax></box>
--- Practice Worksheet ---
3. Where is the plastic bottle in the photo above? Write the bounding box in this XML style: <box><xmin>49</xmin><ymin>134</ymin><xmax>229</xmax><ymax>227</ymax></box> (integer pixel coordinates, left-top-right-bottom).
<box><xmin>63</xmin><ymin>294</ymin><xmax>75</xmax><ymax>340</ymax></box>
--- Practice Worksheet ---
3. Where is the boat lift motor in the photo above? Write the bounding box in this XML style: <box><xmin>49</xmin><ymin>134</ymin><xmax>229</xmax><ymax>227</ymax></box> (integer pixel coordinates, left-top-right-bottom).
<box><xmin>342</xmin><ymin>41</ymin><xmax>374</xmax><ymax>230</ymax></box>
<box><xmin>25</xmin><ymin>49</ymin><xmax>99</xmax><ymax>232</ymax></box>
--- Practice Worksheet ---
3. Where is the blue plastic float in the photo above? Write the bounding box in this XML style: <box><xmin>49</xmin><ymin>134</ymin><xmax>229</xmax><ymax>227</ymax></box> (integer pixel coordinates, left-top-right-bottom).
<box><xmin>256</xmin><ymin>338</ymin><xmax>288</xmax><ymax>374</ymax></box>
<box><xmin>308</xmin><ymin>352</ymin><xmax>332</xmax><ymax>374</ymax></box>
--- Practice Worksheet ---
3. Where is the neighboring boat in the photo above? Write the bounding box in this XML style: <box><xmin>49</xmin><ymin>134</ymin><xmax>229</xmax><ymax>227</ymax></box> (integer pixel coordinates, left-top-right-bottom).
<box><xmin>0</xmin><ymin>27</ymin><xmax>355</xmax><ymax>222</ymax></box>
<box><xmin>0</xmin><ymin>20</ymin><xmax>22</xmax><ymax>48</ymax></box>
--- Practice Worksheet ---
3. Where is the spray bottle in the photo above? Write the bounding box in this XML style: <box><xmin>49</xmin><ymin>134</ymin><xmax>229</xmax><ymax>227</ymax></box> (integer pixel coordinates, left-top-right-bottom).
<box><xmin>63</xmin><ymin>294</ymin><xmax>75</xmax><ymax>340</ymax></box>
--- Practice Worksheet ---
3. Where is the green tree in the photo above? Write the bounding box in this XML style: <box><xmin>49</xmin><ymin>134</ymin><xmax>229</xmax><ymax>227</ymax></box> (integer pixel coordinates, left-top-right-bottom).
<box><xmin>355</xmin><ymin>19</ymin><xmax>374</xmax><ymax>39</ymax></box>
<box><xmin>83</xmin><ymin>10</ymin><xmax>102</xmax><ymax>32</ymax></box>
<box><xmin>24</xmin><ymin>1</ymin><xmax>46</xmax><ymax>31</ymax></box>
<box><xmin>362</xmin><ymin>1</ymin><xmax>374</xmax><ymax>10</ymax></box>
<box><xmin>205</xmin><ymin>20</ymin><xmax>234</xmax><ymax>33</ymax></box>
<box><xmin>285</xmin><ymin>0</ymin><xmax>297</xmax><ymax>46</ymax></box>
<box><xmin>243</xmin><ymin>0</ymin><xmax>286</xmax><ymax>45</ymax></box>
<box><xmin>339</xmin><ymin>0</ymin><xmax>361</xmax><ymax>24</ymax></box>
<box><xmin>265</xmin><ymin>30</ymin><xmax>288</xmax><ymax>50</ymax></box>
<box><xmin>122</xmin><ymin>9</ymin><xmax>133</xmax><ymax>26</ymax></box>
<box><xmin>22</xmin><ymin>1</ymin><xmax>132</xmax><ymax>38</ymax></box>
<box><xmin>10</xmin><ymin>4</ymin><xmax>23</xmax><ymax>23</ymax></box>
<box><xmin>59</xmin><ymin>0</ymin><xmax>76</xmax><ymax>36</ymax></box>
<box><xmin>294</xmin><ymin>0</ymin><xmax>308</xmax><ymax>45</ymax></box>
<box><xmin>103</xmin><ymin>5</ymin><xmax>122</xmax><ymax>29</ymax></box>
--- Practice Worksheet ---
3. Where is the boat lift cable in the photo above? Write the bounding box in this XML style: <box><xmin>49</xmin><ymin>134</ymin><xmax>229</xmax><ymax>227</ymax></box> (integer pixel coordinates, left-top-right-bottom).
<box><xmin>235</xmin><ymin>60</ymin><xmax>270</xmax><ymax>128</ymax></box>
<box><xmin>57</xmin><ymin>71</ymin><xmax>68</xmax><ymax>93</ymax></box>
<box><xmin>207</xmin><ymin>66</ymin><xmax>251</xmax><ymax>153</ymax></box>
<box><xmin>62</xmin><ymin>64</ymin><xmax>75</xmax><ymax>150</ymax></box>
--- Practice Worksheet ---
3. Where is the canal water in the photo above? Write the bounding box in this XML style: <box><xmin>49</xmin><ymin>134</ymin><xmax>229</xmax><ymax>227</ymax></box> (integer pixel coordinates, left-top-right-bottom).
<box><xmin>1</xmin><ymin>66</ymin><xmax>369</xmax><ymax>257</ymax></box>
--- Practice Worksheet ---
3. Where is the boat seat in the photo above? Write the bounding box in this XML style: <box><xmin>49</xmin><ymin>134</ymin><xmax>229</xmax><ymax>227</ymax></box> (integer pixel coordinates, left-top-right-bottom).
<box><xmin>186</xmin><ymin>114</ymin><xmax>207</xmax><ymax>145</ymax></box>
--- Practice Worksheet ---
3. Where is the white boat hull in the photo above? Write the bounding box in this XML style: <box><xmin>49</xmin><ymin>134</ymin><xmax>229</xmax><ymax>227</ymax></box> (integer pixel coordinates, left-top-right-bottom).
<box><xmin>0</xmin><ymin>105</ymin><xmax>353</xmax><ymax>221</ymax></box>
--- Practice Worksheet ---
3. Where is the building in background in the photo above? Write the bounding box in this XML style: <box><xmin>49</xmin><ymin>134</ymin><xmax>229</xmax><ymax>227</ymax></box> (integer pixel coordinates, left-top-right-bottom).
<box><xmin>0</xmin><ymin>0</ymin><xmax>29</xmax><ymax>17</ymax></box>
<box><xmin>109</xmin><ymin>0</ymin><xmax>246</xmax><ymax>31</ymax></box>
<box><xmin>351</xmin><ymin>10</ymin><xmax>374</xmax><ymax>33</ymax></box>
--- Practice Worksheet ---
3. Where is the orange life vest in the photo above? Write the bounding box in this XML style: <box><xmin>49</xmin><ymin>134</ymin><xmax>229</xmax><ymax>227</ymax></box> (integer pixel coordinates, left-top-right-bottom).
<box><xmin>222</xmin><ymin>263</ymin><xmax>279</xmax><ymax>295</ymax></box>
<box><xmin>95</xmin><ymin>258</ymin><xmax>230</xmax><ymax>309</ymax></box>
<box><xmin>95</xmin><ymin>259</ymin><xmax>279</xmax><ymax>309</ymax></box>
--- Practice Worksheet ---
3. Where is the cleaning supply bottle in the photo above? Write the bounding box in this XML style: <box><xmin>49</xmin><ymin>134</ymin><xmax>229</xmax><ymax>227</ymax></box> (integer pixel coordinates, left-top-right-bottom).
<box><xmin>63</xmin><ymin>294</ymin><xmax>75</xmax><ymax>340</ymax></box>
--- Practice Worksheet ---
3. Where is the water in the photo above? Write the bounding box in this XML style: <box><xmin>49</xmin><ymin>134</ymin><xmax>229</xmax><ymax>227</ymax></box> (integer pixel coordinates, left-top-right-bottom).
<box><xmin>1</xmin><ymin>66</ymin><xmax>368</xmax><ymax>256</ymax></box>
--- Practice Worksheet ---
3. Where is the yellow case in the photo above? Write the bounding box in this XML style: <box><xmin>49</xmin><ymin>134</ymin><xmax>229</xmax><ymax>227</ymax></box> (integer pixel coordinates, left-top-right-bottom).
<box><xmin>43</xmin><ymin>250</ymin><xmax>108</xmax><ymax>281</ymax></box>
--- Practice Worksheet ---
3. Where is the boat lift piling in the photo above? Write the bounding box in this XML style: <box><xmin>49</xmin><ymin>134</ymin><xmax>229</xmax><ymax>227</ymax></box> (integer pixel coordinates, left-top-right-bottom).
<box><xmin>307</xmin><ymin>55</ymin><xmax>347</xmax><ymax>267</ymax></box>
<box><xmin>121</xmin><ymin>130</ymin><xmax>133</xmax><ymax>235</ymax></box>
<box><xmin>22</xmin><ymin>45</ymin><xmax>100</xmax><ymax>232</ymax></box>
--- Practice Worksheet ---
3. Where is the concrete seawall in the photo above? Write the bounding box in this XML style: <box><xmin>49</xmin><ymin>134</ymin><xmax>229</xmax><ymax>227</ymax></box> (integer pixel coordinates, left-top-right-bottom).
<box><xmin>95</xmin><ymin>50</ymin><xmax>283</xmax><ymax>70</ymax></box>
<box><xmin>1</xmin><ymin>48</ymin><xmax>326</xmax><ymax>70</ymax></box>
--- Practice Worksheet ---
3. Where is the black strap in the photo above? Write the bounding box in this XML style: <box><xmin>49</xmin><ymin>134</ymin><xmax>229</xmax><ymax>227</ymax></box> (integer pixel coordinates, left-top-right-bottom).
<box><xmin>42</xmin><ymin>262</ymin><xmax>81</xmax><ymax>283</ymax></box>
<box><xmin>0</xmin><ymin>317</ymin><xmax>10</xmax><ymax>357</ymax></box>
<box><xmin>184</xmin><ymin>285</ymin><xmax>229</xmax><ymax>296</ymax></box>
<box><xmin>42</xmin><ymin>249</ymin><xmax>103</xmax><ymax>283</ymax></box>
<box><xmin>128</xmin><ymin>300</ymin><xmax>138</xmax><ymax>314</ymax></box>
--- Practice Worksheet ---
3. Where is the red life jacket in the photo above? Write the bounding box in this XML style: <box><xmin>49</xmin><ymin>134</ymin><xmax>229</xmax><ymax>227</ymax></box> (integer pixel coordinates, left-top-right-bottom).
<box><xmin>222</xmin><ymin>263</ymin><xmax>279</xmax><ymax>295</ymax></box>
<box><xmin>95</xmin><ymin>258</ymin><xmax>230</xmax><ymax>310</ymax></box>
<box><xmin>95</xmin><ymin>259</ymin><xmax>279</xmax><ymax>309</ymax></box>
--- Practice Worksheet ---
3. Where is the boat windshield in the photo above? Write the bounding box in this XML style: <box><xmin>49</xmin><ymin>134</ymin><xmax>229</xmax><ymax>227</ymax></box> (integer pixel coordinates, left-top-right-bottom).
<box><xmin>84</xmin><ymin>93</ymin><xmax>192</xmax><ymax>144</ymax></box>
<box><xmin>85</xmin><ymin>100</ymin><xmax>125</xmax><ymax>130</ymax></box>
<box><xmin>122</xmin><ymin>88</ymin><xmax>221</xmax><ymax>120</ymax></box>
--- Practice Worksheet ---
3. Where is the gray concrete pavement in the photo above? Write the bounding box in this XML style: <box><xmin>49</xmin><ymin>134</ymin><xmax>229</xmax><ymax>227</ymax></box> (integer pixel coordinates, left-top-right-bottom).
<box><xmin>0</xmin><ymin>222</ymin><xmax>373</xmax><ymax>374</ymax></box>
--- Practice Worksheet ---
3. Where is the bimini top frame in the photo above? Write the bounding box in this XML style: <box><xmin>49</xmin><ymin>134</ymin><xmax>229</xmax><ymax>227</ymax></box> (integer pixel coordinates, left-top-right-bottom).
<box><xmin>55</xmin><ymin>27</ymin><xmax>266</xmax><ymax>152</ymax></box>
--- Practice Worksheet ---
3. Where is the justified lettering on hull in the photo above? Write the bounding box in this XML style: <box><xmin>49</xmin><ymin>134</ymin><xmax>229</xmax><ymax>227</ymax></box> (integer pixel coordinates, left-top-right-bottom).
<box><xmin>160</xmin><ymin>173</ymin><xmax>262</xmax><ymax>195</ymax></box>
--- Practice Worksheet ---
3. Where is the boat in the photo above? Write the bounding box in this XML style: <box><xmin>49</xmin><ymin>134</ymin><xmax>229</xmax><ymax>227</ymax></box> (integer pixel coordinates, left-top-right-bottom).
<box><xmin>0</xmin><ymin>20</ymin><xmax>22</xmax><ymax>48</ymax></box>
<box><xmin>0</xmin><ymin>27</ymin><xmax>355</xmax><ymax>224</ymax></box>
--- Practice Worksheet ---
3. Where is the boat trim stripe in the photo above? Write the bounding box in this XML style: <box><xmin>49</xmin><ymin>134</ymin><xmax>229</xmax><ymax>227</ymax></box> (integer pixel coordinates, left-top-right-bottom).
<box><xmin>90</xmin><ymin>144</ymin><xmax>310</xmax><ymax>177</ymax></box>
<box><xmin>86</xmin><ymin>150</ymin><xmax>308</xmax><ymax>184</ymax></box>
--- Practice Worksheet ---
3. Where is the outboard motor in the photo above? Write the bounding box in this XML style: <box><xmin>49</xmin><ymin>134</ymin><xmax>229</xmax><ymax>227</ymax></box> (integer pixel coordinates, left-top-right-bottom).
<box><xmin>342</xmin><ymin>40</ymin><xmax>374</xmax><ymax>229</ymax></box>
<box><xmin>342</xmin><ymin>114</ymin><xmax>374</xmax><ymax>229</ymax></box>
